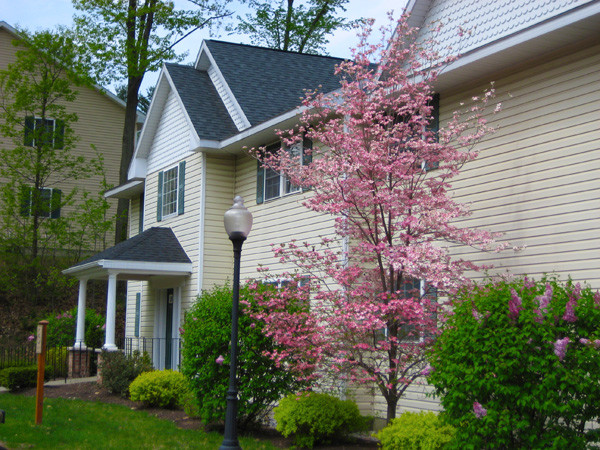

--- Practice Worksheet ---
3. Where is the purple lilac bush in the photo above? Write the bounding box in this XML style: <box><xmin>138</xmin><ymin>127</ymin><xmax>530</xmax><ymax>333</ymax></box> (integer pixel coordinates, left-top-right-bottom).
<box><xmin>428</xmin><ymin>276</ymin><xmax>600</xmax><ymax>448</ymax></box>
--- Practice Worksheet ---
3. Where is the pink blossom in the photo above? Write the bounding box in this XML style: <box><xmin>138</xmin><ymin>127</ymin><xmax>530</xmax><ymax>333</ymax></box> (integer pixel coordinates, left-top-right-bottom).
<box><xmin>27</xmin><ymin>335</ymin><xmax>35</xmax><ymax>341</ymax></box>
<box><xmin>472</xmin><ymin>308</ymin><xmax>482</xmax><ymax>322</ymax></box>
<box><xmin>101</xmin><ymin>323</ymin><xmax>106</xmax><ymax>330</ymax></box>
<box><xmin>594</xmin><ymin>340</ymin><xmax>600</xmax><ymax>349</ymax></box>
<box><xmin>523</xmin><ymin>276</ymin><xmax>535</xmax><ymax>289</ymax></box>
<box><xmin>579</xmin><ymin>338</ymin><xmax>590</xmax><ymax>346</ymax></box>
<box><xmin>473</xmin><ymin>401</ymin><xmax>487</xmax><ymax>418</ymax></box>
<box><xmin>179</xmin><ymin>327</ymin><xmax>185</xmax><ymax>335</ymax></box>
<box><xmin>216</xmin><ymin>355</ymin><xmax>225</xmax><ymax>365</ymax></box>
<box><xmin>554</xmin><ymin>337</ymin><xmax>569</xmax><ymax>361</ymax></box>
<box><xmin>422</xmin><ymin>365</ymin><xmax>434</xmax><ymax>376</ymax></box>
<box><xmin>509</xmin><ymin>289</ymin><xmax>522</xmax><ymax>319</ymax></box>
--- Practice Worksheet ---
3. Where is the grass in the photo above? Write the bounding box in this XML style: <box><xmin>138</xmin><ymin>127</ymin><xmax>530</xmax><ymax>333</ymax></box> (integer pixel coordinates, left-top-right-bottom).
<box><xmin>0</xmin><ymin>393</ymin><xmax>277</xmax><ymax>449</ymax></box>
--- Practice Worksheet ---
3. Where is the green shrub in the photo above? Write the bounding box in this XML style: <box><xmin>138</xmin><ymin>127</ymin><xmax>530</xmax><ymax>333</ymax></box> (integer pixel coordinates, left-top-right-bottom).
<box><xmin>375</xmin><ymin>411</ymin><xmax>455</xmax><ymax>449</ymax></box>
<box><xmin>429</xmin><ymin>276</ymin><xmax>600</xmax><ymax>448</ymax></box>
<box><xmin>99</xmin><ymin>350</ymin><xmax>153</xmax><ymax>397</ymax></box>
<box><xmin>45</xmin><ymin>307</ymin><xmax>105</xmax><ymax>349</ymax></box>
<box><xmin>0</xmin><ymin>365</ymin><xmax>51</xmax><ymax>391</ymax></box>
<box><xmin>180</xmin><ymin>284</ymin><xmax>308</xmax><ymax>429</ymax></box>
<box><xmin>129</xmin><ymin>370</ymin><xmax>189</xmax><ymax>409</ymax></box>
<box><xmin>274</xmin><ymin>392</ymin><xmax>368</xmax><ymax>448</ymax></box>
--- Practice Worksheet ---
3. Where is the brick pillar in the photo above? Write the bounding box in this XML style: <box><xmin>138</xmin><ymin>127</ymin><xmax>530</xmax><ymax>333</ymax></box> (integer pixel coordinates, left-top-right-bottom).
<box><xmin>68</xmin><ymin>347</ymin><xmax>91</xmax><ymax>378</ymax></box>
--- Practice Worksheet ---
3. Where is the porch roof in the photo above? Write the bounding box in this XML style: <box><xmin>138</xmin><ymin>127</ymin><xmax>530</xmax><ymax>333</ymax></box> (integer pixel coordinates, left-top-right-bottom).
<box><xmin>63</xmin><ymin>227</ymin><xmax>193</xmax><ymax>280</ymax></box>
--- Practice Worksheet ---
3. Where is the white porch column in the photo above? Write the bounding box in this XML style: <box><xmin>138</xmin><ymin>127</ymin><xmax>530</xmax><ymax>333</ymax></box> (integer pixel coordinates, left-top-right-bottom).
<box><xmin>74</xmin><ymin>278</ymin><xmax>88</xmax><ymax>348</ymax></box>
<box><xmin>103</xmin><ymin>271</ymin><xmax>118</xmax><ymax>351</ymax></box>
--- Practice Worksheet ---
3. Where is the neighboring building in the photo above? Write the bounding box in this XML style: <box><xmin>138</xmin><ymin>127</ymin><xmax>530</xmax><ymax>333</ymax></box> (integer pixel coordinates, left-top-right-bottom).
<box><xmin>64</xmin><ymin>0</ymin><xmax>600</xmax><ymax>420</ymax></box>
<box><xmin>0</xmin><ymin>21</ymin><xmax>143</xmax><ymax>253</ymax></box>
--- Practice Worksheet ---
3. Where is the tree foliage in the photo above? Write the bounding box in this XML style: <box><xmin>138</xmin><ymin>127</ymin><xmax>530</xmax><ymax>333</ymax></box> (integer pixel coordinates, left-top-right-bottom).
<box><xmin>72</xmin><ymin>0</ymin><xmax>232</xmax><ymax>242</ymax></box>
<box><xmin>235</xmin><ymin>0</ymin><xmax>353</xmax><ymax>54</ymax></box>
<box><xmin>180</xmin><ymin>283</ymin><xmax>308</xmax><ymax>429</ymax></box>
<box><xmin>250</xmin><ymin>16</ymin><xmax>503</xmax><ymax>423</ymax></box>
<box><xmin>428</xmin><ymin>276</ymin><xmax>600</xmax><ymax>448</ymax></box>
<box><xmin>0</xmin><ymin>29</ymin><xmax>112</xmax><ymax>304</ymax></box>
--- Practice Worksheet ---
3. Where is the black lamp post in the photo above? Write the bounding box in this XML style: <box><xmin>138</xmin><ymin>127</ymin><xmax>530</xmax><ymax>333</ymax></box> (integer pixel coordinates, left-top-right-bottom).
<box><xmin>220</xmin><ymin>196</ymin><xmax>253</xmax><ymax>450</ymax></box>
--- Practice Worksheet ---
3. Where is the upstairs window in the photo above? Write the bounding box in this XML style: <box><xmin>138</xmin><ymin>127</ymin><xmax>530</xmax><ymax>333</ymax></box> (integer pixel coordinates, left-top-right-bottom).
<box><xmin>20</xmin><ymin>186</ymin><xmax>61</xmax><ymax>219</ymax></box>
<box><xmin>256</xmin><ymin>137</ymin><xmax>312</xmax><ymax>204</ymax></box>
<box><xmin>157</xmin><ymin>161</ymin><xmax>185</xmax><ymax>221</ymax></box>
<box><xmin>24</xmin><ymin>116</ymin><xmax>64</xmax><ymax>149</ymax></box>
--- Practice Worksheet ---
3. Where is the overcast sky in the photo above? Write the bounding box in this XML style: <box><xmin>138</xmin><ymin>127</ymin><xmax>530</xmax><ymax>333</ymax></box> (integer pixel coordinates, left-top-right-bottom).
<box><xmin>1</xmin><ymin>0</ymin><xmax>406</xmax><ymax>91</ymax></box>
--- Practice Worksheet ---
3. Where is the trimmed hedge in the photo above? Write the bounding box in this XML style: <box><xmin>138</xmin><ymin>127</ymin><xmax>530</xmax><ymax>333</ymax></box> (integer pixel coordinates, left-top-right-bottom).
<box><xmin>0</xmin><ymin>365</ymin><xmax>51</xmax><ymax>391</ymax></box>
<box><xmin>274</xmin><ymin>392</ymin><xmax>368</xmax><ymax>448</ymax></box>
<box><xmin>129</xmin><ymin>370</ymin><xmax>189</xmax><ymax>409</ymax></box>
<box><xmin>376</xmin><ymin>411</ymin><xmax>455</xmax><ymax>449</ymax></box>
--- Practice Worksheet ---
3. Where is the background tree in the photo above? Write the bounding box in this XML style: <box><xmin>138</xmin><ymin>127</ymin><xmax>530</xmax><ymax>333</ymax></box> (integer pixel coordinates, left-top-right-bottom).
<box><xmin>0</xmin><ymin>29</ymin><xmax>111</xmax><ymax>306</ymax></box>
<box><xmin>250</xmin><ymin>17</ymin><xmax>505</xmax><ymax>423</ymax></box>
<box><xmin>235</xmin><ymin>0</ymin><xmax>353</xmax><ymax>54</ymax></box>
<box><xmin>72</xmin><ymin>0</ymin><xmax>233</xmax><ymax>242</ymax></box>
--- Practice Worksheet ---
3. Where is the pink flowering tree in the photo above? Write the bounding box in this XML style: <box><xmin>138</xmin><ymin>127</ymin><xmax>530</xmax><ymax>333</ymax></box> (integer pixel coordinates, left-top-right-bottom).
<box><xmin>428</xmin><ymin>276</ymin><xmax>600</xmax><ymax>447</ymax></box>
<box><xmin>249</xmin><ymin>16</ymin><xmax>503</xmax><ymax>422</ymax></box>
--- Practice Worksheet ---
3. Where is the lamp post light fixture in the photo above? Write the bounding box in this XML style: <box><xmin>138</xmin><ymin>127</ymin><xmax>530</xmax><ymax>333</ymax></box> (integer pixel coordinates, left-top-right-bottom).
<box><xmin>220</xmin><ymin>196</ymin><xmax>253</xmax><ymax>450</ymax></box>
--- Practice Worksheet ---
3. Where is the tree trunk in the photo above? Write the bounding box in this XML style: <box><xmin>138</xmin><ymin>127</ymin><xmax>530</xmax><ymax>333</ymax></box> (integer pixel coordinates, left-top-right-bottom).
<box><xmin>114</xmin><ymin>75</ymin><xmax>143</xmax><ymax>244</ymax></box>
<box><xmin>386</xmin><ymin>395</ymin><xmax>399</xmax><ymax>422</ymax></box>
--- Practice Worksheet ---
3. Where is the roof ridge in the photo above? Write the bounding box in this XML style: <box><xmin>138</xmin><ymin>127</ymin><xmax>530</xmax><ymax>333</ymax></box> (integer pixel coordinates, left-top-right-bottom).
<box><xmin>204</xmin><ymin>39</ymin><xmax>347</xmax><ymax>62</ymax></box>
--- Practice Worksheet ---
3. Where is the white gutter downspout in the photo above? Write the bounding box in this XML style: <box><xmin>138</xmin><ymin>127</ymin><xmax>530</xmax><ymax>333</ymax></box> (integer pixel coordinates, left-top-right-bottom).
<box><xmin>197</xmin><ymin>152</ymin><xmax>207</xmax><ymax>295</ymax></box>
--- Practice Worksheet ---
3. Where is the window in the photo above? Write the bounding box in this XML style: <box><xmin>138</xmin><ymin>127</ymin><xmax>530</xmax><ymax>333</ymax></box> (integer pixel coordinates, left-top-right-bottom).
<box><xmin>19</xmin><ymin>186</ymin><xmax>61</xmax><ymax>219</ymax></box>
<box><xmin>157</xmin><ymin>161</ymin><xmax>185</xmax><ymax>221</ymax></box>
<box><xmin>24</xmin><ymin>116</ymin><xmax>64</xmax><ymax>149</ymax></box>
<box><xmin>256</xmin><ymin>137</ymin><xmax>312</xmax><ymax>204</ymax></box>
<box><xmin>399</xmin><ymin>278</ymin><xmax>438</xmax><ymax>342</ymax></box>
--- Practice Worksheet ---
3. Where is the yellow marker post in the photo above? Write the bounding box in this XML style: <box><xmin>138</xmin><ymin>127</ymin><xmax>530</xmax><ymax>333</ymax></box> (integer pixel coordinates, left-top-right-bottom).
<box><xmin>35</xmin><ymin>320</ymin><xmax>48</xmax><ymax>425</ymax></box>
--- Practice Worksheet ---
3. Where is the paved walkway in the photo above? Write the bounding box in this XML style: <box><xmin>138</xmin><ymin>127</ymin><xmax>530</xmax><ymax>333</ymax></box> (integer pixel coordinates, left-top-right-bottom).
<box><xmin>0</xmin><ymin>376</ymin><xmax>96</xmax><ymax>393</ymax></box>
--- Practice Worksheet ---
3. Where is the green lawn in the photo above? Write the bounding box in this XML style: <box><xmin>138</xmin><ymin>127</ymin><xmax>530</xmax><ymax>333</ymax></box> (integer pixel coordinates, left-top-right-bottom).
<box><xmin>0</xmin><ymin>393</ymin><xmax>277</xmax><ymax>449</ymax></box>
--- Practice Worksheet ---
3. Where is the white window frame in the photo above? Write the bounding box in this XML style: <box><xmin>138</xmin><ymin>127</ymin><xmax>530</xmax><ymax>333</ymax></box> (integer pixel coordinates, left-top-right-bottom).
<box><xmin>263</xmin><ymin>141</ymin><xmax>307</xmax><ymax>202</ymax></box>
<box><xmin>25</xmin><ymin>117</ymin><xmax>62</xmax><ymax>148</ymax></box>
<box><xmin>22</xmin><ymin>186</ymin><xmax>60</xmax><ymax>219</ymax></box>
<box><xmin>160</xmin><ymin>165</ymin><xmax>179</xmax><ymax>219</ymax></box>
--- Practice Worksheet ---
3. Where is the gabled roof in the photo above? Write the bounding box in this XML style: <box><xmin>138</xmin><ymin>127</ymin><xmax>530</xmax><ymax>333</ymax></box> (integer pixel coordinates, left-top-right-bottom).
<box><xmin>165</xmin><ymin>63</ymin><xmax>238</xmax><ymax>141</ymax></box>
<box><xmin>203</xmin><ymin>40</ymin><xmax>345</xmax><ymax>127</ymax></box>
<box><xmin>72</xmin><ymin>227</ymin><xmax>191</xmax><ymax>267</ymax></box>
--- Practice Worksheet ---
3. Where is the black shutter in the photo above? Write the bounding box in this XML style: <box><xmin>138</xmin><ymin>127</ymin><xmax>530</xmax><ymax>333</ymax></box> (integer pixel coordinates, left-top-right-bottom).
<box><xmin>425</xmin><ymin>93</ymin><xmax>440</xmax><ymax>170</ymax></box>
<box><xmin>50</xmin><ymin>189</ymin><xmax>61</xmax><ymax>218</ymax></box>
<box><xmin>302</xmin><ymin>137</ymin><xmax>313</xmax><ymax>192</ymax></box>
<box><xmin>54</xmin><ymin>119</ymin><xmax>65</xmax><ymax>149</ymax></box>
<box><xmin>19</xmin><ymin>186</ymin><xmax>31</xmax><ymax>216</ymax></box>
<box><xmin>138</xmin><ymin>193</ymin><xmax>144</xmax><ymax>234</ymax></box>
<box><xmin>157</xmin><ymin>171</ymin><xmax>163</xmax><ymax>222</ymax></box>
<box><xmin>256</xmin><ymin>159</ymin><xmax>264</xmax><ymax>204</ymax></box>
<box><xmin>177</xmin><ymin>161</ymin><xmax>185</xmax><ymax>215</ymax></box>
<box><xmin>24</xmin><ymin>116</ymin><xmax>34</xmax><ymax>146</ymax></box>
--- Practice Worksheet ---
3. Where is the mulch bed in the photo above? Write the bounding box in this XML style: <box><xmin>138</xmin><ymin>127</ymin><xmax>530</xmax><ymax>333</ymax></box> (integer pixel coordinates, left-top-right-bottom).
<box><xmin>14</xmin><ymin>381</ymin><xmax>378</xmax><ymax>449</ymax></box>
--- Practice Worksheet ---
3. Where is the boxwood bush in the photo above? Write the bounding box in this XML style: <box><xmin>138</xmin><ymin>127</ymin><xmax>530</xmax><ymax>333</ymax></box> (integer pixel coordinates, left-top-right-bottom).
<box><xmin>375</xmin><ymin>411</ymin><xmax>455</xmax><ymax>449</ymax></box>
<box><xmin>129</xmin><ymin>370</ymin><xmax>189</xmax><ymax>409</ymax></box>
<box><xmin>274</xmin><ymin>391</ymin><xmax>368</xmax><ymax>448</ymax></box>
<box><xmin>180</xmin><ymin>283</ymin><xmax>308</xmax><ymax>429</ymax></box>
<box><xmin>428</xmin><ymin>276</ymin><xmax>600</xmax><ymax>448</ymax></box>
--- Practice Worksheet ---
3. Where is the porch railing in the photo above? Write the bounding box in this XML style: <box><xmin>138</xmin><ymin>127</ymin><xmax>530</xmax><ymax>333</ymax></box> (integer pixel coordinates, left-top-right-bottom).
<box><xmin>122</xmin><ymin>337</ymin><xmax>182</xmax><ymax>370</ymax></box>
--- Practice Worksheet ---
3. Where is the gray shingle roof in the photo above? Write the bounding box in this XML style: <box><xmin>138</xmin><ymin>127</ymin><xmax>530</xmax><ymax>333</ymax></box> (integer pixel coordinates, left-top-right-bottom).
<box><xmin>74</xmin><ymin>227</ymin><xmax>191</xmax><ymax>267</ymax></box>
<box><xmin>165</xmin><ymin>63</ymin><xmax>239</xmax><ymax>141</ymax></box>
<box><xmin>204</xmin><ymin>40</ymin><xmax>345</xmax><ymax>127</ymax></box>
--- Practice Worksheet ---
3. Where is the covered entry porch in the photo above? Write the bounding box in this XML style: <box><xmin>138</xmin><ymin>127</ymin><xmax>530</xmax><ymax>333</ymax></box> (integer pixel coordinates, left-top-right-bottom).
<box><xmin>63</xmin><ymin>227</ymin><xmax>192</xmax><ymax>372</ymax></box>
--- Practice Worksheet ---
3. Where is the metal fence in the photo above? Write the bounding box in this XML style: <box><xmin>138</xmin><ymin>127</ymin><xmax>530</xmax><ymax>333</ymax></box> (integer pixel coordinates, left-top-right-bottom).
<box><xmin>122</xmin><ymin>337</ymin><xmax>182</xmax><ymax>371</ymax></box>
<box><xmin>0</xmin><ymin>343</ymin><xmax>101</xmax><ymax>382</ymax></box>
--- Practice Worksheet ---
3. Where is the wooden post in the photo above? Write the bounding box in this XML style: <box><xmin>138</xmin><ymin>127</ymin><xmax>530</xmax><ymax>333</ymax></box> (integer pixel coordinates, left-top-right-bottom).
<box><xmin>35</xmin><ymin>320</ymin><xmax>48</xmax><ymax>425</ymax></box>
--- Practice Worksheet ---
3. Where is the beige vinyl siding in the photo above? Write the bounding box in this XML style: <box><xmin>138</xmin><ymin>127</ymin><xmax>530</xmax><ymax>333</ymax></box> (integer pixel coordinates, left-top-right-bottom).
<box><xmin>386</xmin><ymin>44</ymin><xmax>600</xmax><ymax>418</ymax></box>
<box><xmin>234</xmin><ymin>152</ymin><xmax>339</xmax><ymax>281</ymax></box>
<box><xmin>201</xmin><ymin>153</ymin><xmax>235</xmax><ymax>290</ymax></box>
<box><xmin>125</xmin><ymin>88</ymin><xmax>202</xmax><ymax>340</ymax></box>
<box><xmin>446</xmin><ymin>44</ymin><xmax>600</xmax><ymax>289</ymax></box>
<box><xmin>0</xmin><ymin>27</ymin><xmax>125</xmax><ymax>251</ymax></box>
